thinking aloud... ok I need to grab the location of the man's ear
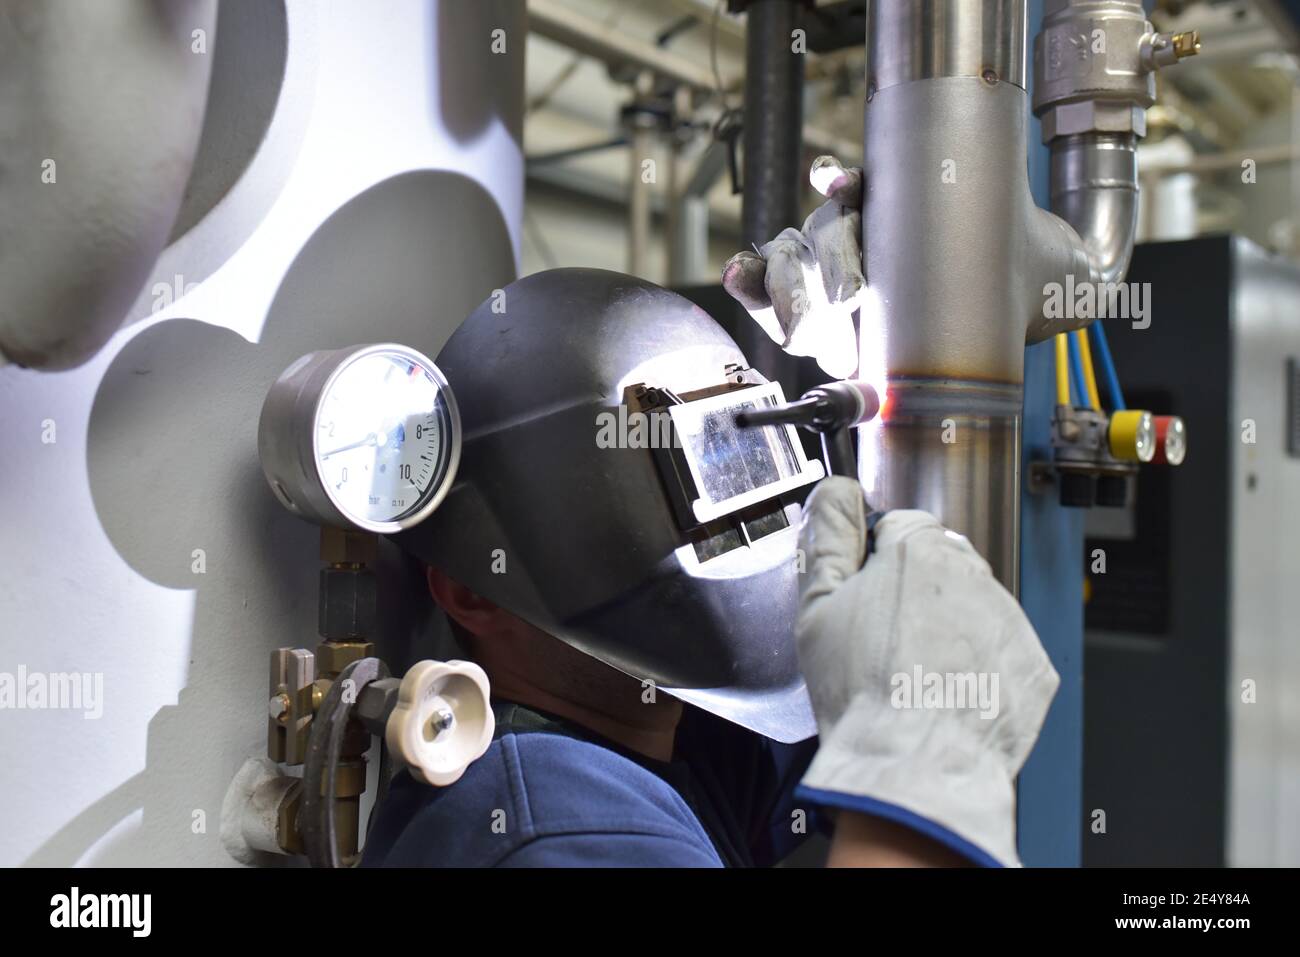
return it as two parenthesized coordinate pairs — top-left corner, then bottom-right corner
(426, 565), (502, 637)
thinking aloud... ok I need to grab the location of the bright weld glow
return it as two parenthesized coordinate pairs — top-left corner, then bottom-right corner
(856, 284), (887, 398)
(809, 315), (857, 378)
(749, 304), (785, 350)
(784, 260), (857, 378)
(810, 162), (848, 197)
(854, 285), (888, 493)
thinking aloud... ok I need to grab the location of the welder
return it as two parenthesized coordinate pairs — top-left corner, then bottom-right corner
(363, 159), (1058, 868)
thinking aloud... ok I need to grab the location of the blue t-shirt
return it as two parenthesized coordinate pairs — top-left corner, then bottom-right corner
(363, 701), (819, 867)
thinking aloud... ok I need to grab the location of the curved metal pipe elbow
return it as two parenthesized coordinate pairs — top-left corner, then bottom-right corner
(1049, 132), (1140, 287)
(1025, 131), (1139, 343)
(1025, 203), (1095, 344)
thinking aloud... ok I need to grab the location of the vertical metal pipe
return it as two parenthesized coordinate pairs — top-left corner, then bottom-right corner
(664, 85), (690, 285)
(671, 140), (728, 284)
(627, 116), (655, 277)
(860, 0), (1030, 591)
(671, 196), (711, 284)
(670, 141), (728, 285)
(740, 0), (805, 386)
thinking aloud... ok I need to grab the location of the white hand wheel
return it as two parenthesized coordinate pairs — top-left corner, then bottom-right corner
(385, 659), (494, 786)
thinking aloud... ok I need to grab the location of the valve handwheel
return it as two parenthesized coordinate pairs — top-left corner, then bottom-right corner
(386, 659), (494, 786)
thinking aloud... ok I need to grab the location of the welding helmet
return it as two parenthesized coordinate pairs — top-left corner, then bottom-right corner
(395, 268), (823, 743)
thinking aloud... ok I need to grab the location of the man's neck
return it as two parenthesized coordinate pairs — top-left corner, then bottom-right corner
(469, 634), (682, 762)
(491, 678), (681, 762)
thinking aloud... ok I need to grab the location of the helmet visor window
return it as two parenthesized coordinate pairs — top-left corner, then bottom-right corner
(667, 383), (825, 524)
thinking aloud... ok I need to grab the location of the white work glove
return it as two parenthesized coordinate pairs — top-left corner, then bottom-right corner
(795, 476), (1060, 867)
(721, 155), (864, 379)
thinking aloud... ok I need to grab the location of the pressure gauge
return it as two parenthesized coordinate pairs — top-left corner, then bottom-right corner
(258, 343), (461, 533)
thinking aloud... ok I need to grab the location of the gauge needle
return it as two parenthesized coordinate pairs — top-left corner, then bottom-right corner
(321, 432), (383, 458)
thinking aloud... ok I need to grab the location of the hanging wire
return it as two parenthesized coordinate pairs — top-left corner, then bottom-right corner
(1088, 319), (1127, 411)
(1073, 328), (1103, 411)
(1068, 332), (1089, 409)
(1054, 334), (1071, 407)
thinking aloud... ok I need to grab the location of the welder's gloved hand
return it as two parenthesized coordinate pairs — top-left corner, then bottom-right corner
(794, 477), (1060, 867)
(721, 155), (864, 379)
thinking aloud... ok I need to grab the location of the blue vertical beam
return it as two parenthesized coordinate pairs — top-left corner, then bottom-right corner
(1016, 0), (1085, 867)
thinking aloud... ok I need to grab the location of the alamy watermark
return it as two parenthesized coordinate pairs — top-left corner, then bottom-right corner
(1042, 275), (1152, 330)
(595, 406), (681, 449)
(0, 666), (103, 719)
(891, 666), (1000, 719)
(50, 887), (150, 937)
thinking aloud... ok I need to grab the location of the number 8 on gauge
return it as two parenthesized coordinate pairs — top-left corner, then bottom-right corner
(258, 343), (461, 533)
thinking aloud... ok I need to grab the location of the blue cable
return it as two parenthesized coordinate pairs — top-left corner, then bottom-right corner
(1068, 332), (1088, 408)
(1089, 320), (1126, 411)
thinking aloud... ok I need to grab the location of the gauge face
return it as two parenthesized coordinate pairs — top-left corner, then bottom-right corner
(313, 348), (454, 528)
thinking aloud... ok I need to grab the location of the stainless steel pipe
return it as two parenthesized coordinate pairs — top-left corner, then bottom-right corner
(858, 0), (1181, 591)
(861, 1), (1073, 591)
(867, 0), (1027, 94)
(1048, 134), (1139, 285)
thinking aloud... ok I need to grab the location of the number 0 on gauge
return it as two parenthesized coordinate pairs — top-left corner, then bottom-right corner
(258, 343), (461, 533)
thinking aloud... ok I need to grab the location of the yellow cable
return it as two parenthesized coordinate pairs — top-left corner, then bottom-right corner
(1054, 334), (1070, 406)
(1074, 328), (1102, 411)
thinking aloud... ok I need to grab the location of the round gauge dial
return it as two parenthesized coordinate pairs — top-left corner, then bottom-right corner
(314, 349), (454, 527)
(259, 344), (461, 533)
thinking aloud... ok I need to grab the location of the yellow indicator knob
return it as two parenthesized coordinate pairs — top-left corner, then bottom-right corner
(1109, 410), (1156, 463)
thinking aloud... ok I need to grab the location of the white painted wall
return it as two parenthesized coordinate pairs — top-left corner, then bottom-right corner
(0, 0), (524, 866)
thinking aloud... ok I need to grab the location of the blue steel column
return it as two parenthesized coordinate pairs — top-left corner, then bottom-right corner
(1016, 0), (1086, 868)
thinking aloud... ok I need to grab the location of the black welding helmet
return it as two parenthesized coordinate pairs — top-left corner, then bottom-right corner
(394, 268), (823, 743)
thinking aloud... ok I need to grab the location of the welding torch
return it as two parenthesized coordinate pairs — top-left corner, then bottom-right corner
(735, 379), (881, 478)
